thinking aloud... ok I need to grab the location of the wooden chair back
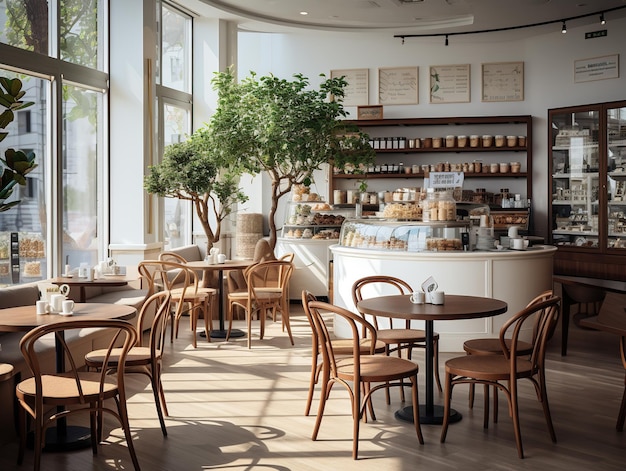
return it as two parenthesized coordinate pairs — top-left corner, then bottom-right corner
(352, 275), (413, 331)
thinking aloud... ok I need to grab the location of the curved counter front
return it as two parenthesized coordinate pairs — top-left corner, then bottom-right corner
(330, 244), (557, 352)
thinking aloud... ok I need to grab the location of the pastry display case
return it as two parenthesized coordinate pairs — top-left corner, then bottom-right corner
(281, 200), (353, 240)
(338, 219), (470, 252)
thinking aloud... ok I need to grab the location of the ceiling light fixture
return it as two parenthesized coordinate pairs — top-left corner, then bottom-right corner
(600, 12), (606, 25)
(395, 5), (625, 43)
(299, 11), (308, 16)
(445, 34), (449, 46)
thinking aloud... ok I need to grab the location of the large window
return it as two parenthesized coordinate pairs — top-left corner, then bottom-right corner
(61, 84), (104, 268)
(160, 3), (191, 93)
(0, 0), (106, 284)
(157, 1), (192, 249)
(0, 70), (49, 284)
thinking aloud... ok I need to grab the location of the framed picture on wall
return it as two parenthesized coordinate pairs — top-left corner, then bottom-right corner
(481, 61), (524, 102)
(378, 66), (418, 105)
(429, 64), (470, 103)
(330, 68), (369, 106)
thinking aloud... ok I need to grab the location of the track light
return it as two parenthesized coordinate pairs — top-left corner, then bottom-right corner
(561, 21), (567, 33)
(600, 13), (606, 25)
(445, 34), (449, 46)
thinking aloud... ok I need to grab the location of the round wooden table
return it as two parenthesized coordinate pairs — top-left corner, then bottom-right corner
(357, 294), (508, 425)
(0, 303), (136, 451)
(184, 259), (254, 339)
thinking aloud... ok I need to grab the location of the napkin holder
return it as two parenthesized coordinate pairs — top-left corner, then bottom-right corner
(421, 276), (439, 304)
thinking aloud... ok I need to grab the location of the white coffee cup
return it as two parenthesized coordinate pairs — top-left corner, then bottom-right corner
(36, 300), (50, 315)
(50, 294), (66, 313)
(431, 291), (445, 305)
(217, 253), (227, 264)
(409, 291), (425, 304)
(62, 300), (75, 314)
(512, 238), (525, 250)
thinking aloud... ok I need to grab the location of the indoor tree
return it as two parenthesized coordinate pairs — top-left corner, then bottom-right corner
(209, 69), (375, 249)
(144, 133), (248, 250)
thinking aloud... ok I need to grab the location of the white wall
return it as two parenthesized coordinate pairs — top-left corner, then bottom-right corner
(238, 19), (626, 238)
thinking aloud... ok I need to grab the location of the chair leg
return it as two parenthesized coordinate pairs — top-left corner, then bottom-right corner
(151, 371), (168, 436)
(16, 401), (26, 465)
(305, 357), (320, 416)
(440, 371), (453, 443)
(282, 304), (295, 346)
(538, 371), (557, 442)
(617, 382), (626, 431)
(397, 346), (406, 403)
(434, 338), (443, 393)
(352, 379), (361, 459)
(483, 384), (490, 429)
(510, 379), (524, 459)
(116, 395), (141, 470)
(411, 375), (424, 445)
(312, 366), (330, 441)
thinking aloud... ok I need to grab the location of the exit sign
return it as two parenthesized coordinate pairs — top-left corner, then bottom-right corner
(585, 30), (607, 39)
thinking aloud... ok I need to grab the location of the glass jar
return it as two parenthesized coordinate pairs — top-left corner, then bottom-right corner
(421, 189), (456, 222)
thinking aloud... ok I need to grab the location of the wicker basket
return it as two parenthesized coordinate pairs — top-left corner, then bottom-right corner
(235, 213), (264, 259)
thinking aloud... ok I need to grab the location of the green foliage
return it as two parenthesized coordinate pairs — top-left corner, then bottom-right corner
(209, 68), (375, 247)
(0, 77), (38, 212)
(144, 136), (248, 248)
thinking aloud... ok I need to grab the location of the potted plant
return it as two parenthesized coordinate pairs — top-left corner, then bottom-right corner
(209, 69), (375, 249)
(0, 77), (37, 212)
(144, 133), (248, 250)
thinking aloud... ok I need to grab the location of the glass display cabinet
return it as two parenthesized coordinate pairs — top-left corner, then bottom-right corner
(549, 100), (626, 280)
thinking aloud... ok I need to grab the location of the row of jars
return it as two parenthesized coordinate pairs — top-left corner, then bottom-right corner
(370, 134), (526, 150)
(359, 161), (522, 174)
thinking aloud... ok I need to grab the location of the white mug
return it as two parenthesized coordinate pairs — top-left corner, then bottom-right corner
(409, 291), (425, 304)
(431, 291), (445, 305)
(36, 300), (50, 315)
(62, 299), (75, 314)
(217, 253), (227, 264)
(50, 294), (66, 313)
(512, 238), (525, 250)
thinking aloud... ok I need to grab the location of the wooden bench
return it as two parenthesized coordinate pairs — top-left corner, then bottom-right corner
(553, 275), (626, 356)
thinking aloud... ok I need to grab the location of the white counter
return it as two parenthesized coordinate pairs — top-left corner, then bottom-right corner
(330, 244), (557, 352)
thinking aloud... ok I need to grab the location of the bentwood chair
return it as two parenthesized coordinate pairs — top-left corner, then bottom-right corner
(85, 291), (172, 436)
(159, 252), (218, 342)
(306, 299), (424, 459)
(227, 259), (294, 348)
(150, 259), (215, 348)
(463, 289), (554, 420)
(352, 275), (442, 403)
(301, 290), (385, 416)
(16, 319), (140, 471)
(440, 296), (561, 458)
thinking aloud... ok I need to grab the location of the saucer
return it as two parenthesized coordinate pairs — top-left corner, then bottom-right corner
(59, 311), (73, 316)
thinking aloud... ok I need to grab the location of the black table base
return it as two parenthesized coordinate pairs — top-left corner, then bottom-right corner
(199, 328), (246, 339)
(27, 425), (91, 452)
(395, 405), (462, 425)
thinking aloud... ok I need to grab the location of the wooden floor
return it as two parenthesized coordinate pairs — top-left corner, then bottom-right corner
(1, 302), (625, 471)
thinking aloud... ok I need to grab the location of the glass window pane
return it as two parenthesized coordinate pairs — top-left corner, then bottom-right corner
(0, 0), (49, 54)
(62, 84), (103, 269)
(163, 102), (190, 249)
(60, 0), (103, 69)
(161, 5), (191, 92)
(0, 70), (49, 285)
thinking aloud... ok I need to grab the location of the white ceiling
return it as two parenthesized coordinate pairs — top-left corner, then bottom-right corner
(175, 0), (626, 40)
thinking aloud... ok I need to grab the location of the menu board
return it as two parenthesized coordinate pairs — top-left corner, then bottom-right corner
(378, 67), (418, 105)
(429, 64), (470, 103)
(330, 68), (369, 106)
(481, 61), (524, 102)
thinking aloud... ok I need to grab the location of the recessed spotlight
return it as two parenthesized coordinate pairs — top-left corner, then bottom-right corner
(300, 11), (308, 16)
